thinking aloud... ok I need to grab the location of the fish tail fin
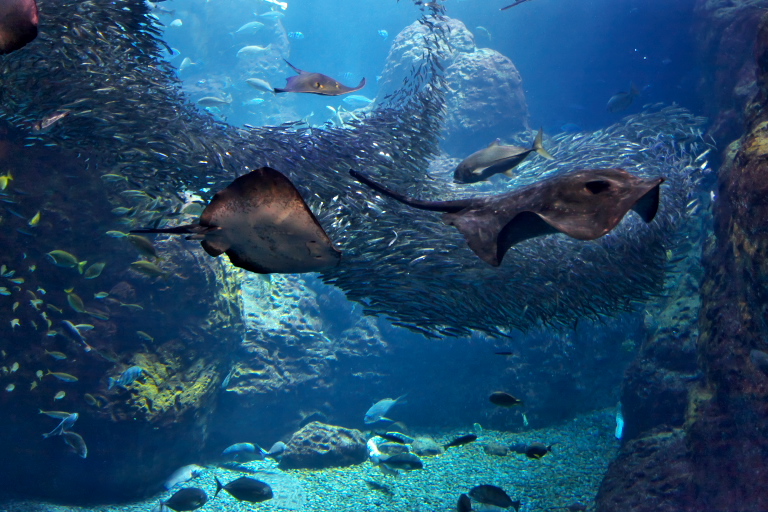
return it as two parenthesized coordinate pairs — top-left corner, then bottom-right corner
(214, 476), (223, 499)
(533, 128), (554, 160)
(130, 224), (205, 235)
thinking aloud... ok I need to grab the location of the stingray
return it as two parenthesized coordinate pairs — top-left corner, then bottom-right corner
(0, 0), (38, 54)
(132, 167), (341, 274)
(454, 128), (554, 184)
(273, 59), (366, 96)
(350, 168), (664, 267)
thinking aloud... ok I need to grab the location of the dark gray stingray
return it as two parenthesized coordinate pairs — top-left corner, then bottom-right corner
(0, 0), (38, 54)
(274, 59), (366, 96)
(132, 167), (341, 274)
(350, 168), (664, 267)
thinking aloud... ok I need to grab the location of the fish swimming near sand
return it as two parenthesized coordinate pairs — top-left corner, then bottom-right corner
(164, 464), (205, 490)
(350, 168), (664, 267)
(131, 167), (341, 274)
(468, 484), (519, 509)
(0, 0), (38, 54)
(274, 60), (366, 96)
(378, 452), (423, 471)
(214, 476), (273, 503)
(453, 128), (554, 184)
(221, 442), (265, 461)
(444, 434), (477, 449)
(365, 394), (407, 424)
(162, 487), (208, 511)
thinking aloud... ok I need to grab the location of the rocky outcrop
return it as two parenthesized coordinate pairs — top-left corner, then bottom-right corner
(598, 11), (768, 511)
(0, 125), (241, 503)
(278, 422), (368, 469)
(694, 0), (767, 144)
(377, 17), (530, 155)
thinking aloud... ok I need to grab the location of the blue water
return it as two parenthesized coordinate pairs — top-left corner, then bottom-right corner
(163, 0), (700, 140)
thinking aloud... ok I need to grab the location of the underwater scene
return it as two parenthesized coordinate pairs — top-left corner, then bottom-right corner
(0, 0), (766, 511)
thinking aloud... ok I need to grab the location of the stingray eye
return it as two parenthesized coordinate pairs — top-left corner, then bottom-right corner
(315, 82), (322, 89)
(585, 180), (611, 194)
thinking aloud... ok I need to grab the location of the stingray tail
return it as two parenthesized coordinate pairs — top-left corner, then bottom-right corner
(533, 128), (554, 160)
(349, 170), (467, 213)
(130, 224), (212, 235)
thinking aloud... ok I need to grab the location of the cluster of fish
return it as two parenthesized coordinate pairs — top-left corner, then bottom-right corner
(157, 475), (272, 512)
(39, 411), (87, 458)
(0, 0), (706, 338)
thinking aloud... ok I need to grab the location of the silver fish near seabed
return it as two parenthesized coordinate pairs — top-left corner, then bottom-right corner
(364, 394), (407, 424)
(164, 464), (205, 490)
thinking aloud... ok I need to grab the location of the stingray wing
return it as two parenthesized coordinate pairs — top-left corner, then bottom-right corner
(0, 0), (38, 54)
(443, 169), (664, 266)
(338, 77), (367, 95)
(199, 167), (341, 274)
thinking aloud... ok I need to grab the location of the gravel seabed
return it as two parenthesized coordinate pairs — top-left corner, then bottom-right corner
(1, 409), (619, 512)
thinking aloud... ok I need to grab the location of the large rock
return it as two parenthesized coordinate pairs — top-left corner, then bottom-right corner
(278, 422), (368, 469)
(598, 11), (768, 511)
(377, 17), (530, 155)
(694, 0), (766, 144)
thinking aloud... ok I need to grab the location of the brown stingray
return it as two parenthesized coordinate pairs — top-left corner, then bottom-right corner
(273, 59), (366, 96)
(0, 0), (38, 55)
(132, 167), (341, 274)
(350, 168), (664, 267)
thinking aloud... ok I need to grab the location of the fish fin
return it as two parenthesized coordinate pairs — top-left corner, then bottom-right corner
(283, 59), (303, 74)
(273, 87), (287, 93)
(631, 179), (663, 222)
(214, 476), (223, 499)
(354, 77), (366, 90)
(488, 138), (501, 148)
(533, 128), (554, 160)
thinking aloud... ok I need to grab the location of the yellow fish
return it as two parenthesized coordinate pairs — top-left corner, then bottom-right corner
(83, 262), (106, 279)
(65, 289), (87, 314)
(47, 250), (79, 268)
(0, 171), (13, 190)
(28, 211), (41, 227)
